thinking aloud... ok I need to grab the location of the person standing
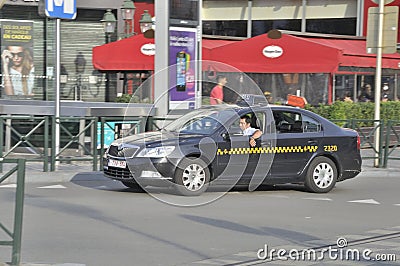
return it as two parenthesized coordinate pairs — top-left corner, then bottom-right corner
(210, 75), (227, 105)
(1, 45), (35, 96)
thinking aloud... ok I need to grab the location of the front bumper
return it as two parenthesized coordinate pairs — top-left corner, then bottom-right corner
(103, 156), (179, 187)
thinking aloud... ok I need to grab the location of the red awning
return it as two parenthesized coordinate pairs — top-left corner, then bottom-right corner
(92, 35), (238, 71)
(206, 34), (400, 73)
(307, 37), (400, 70)
(205, 34), (340, 73)
(93, 33), (400, 73)
(93, 34), (155, 71)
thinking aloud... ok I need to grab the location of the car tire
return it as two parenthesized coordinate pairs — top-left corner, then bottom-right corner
(174, 157), (210, 196)
(305, 157), (337, 193)
(121, 181), (145, 192)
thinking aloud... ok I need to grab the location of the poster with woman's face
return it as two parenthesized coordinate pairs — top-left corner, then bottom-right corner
(1, 20), (34, 97)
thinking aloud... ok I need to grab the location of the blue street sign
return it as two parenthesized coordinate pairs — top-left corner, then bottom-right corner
(45, 0), (77, 20)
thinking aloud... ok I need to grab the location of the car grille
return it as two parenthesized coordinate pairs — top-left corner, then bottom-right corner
(108, 144), (139, 158)
(104, 166), (133, 179)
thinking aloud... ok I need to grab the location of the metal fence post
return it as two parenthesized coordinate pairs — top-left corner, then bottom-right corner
(11, 158), (25, 266)
(378, 120), (384, 168)
(383, 120), (391, 168)
(44, 116), (49, 172)
(0, 117), (3, 173)
(100, 118), (105, 169)
(92, 117), (98, 171)
(50, 116), (56, 171)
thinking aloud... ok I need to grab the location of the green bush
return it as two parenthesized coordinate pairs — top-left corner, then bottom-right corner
(305, 101), (400, 127)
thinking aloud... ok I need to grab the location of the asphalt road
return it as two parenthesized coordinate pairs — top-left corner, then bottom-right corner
(1, 168), (400, 266)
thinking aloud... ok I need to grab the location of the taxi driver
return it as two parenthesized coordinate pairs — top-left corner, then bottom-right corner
(239, 115), (262, 147)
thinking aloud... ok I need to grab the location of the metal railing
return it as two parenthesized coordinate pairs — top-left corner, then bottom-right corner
(51, 117), (98, 171)
(0, 116), (49, 172)
(0, 159), (25, 266)
(383, 120), (400, 168)
(98, 117), (145, 168)
(0, 116), (399, 171)
(332, 119), (385, 167)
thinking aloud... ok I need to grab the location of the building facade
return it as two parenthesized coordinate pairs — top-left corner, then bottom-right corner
(0, 0), (153, 102)
(1, 0), (398, 104)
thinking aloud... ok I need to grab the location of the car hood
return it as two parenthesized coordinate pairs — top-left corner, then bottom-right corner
(115, 131), (205, 147)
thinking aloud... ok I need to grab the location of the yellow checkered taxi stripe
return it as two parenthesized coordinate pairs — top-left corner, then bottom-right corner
(217, 145), (318, 156)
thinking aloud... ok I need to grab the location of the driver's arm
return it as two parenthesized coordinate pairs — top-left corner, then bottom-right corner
(249, 129), (262, 147)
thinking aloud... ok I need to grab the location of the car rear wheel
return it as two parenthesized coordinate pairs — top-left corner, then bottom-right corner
(174, 157), (210, 196)
(305, 157), (337, 193)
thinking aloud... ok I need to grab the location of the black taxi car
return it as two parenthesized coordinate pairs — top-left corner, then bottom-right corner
(103, 103), (361, 196)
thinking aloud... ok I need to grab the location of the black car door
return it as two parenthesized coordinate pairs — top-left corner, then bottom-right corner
(215, 111), (271, 186)
(271, 110), (323, 178)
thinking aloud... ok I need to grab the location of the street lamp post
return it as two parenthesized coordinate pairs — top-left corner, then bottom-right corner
(139, 10), (153, 34)
(101, 9), (117, 102)
(121, 0), (136, 38)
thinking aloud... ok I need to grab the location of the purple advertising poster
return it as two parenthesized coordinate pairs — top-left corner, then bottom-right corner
(169, 27), (197, 108)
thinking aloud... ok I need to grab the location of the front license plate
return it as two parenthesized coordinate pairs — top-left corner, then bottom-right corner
(108, 159), (127, 168)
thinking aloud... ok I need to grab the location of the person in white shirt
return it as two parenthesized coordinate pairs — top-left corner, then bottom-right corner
(239, 115), (262, 147)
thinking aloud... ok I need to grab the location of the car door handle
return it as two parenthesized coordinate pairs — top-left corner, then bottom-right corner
(308, 139), (318, 145)
(261, 141), (271, 146)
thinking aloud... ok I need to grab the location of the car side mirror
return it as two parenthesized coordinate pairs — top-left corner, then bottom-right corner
(222, 132), (230, 141)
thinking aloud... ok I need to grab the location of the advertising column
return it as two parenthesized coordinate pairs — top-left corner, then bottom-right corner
(0, 20), (34, 98)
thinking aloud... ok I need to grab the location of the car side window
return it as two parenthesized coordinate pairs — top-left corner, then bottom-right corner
(228, 112), (265, 134)
(273, 111), (303, 134)
(302, 114), (321, 133)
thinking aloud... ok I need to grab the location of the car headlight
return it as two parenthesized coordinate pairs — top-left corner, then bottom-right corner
(103, 146), (110, 159)
(137, 146), (175, 158)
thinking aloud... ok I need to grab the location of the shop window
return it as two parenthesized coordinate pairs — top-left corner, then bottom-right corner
(123, 72), (149, 94)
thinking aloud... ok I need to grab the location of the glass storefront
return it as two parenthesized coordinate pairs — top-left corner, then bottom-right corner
(334, 73), (399, 103)
(202, 72), (329, 106)
(203, 18), (357, 37)
(0, 5), (112, 102)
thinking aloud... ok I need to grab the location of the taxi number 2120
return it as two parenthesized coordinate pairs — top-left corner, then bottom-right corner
(324, 145), (338, 152)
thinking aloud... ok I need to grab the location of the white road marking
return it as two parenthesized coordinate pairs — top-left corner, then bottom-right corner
(37, 185), (67, 189)
(303, 197), (332, 201)
(347, 199), (380, 204)
(0, 184), (17, 188)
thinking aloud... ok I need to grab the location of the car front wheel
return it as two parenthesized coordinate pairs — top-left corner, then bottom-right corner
(305, 157), (337, 193)
(174, 157), (210, 196)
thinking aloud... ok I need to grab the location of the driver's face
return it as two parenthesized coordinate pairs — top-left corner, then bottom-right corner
(239, 119), (249, 131)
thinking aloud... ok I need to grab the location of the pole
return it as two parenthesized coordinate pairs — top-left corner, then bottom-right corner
(301, 0), (307, 32)
(154, 0), (169, 117)
(55, 18), (61, 169)
(247, 0), (252, 38)
(374, 0), (384, 167)
(105, 33), (110, 102)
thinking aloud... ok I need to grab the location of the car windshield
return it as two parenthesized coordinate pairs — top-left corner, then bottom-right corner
(164, 108), (237, 135)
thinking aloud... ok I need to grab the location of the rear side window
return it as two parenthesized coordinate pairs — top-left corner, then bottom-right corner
(302, 115), (321, 133)
(273, 111), (321, 133)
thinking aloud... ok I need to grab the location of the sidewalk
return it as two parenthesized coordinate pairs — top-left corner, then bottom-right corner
(0, 161), (96, 184)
